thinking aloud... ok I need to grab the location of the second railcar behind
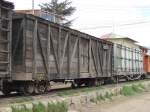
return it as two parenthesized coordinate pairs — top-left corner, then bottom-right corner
(10, 13), (113, 94)
(113, 44), (144, 80)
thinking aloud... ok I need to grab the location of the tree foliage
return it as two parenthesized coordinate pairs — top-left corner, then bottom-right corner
(39, 0), (76, 27)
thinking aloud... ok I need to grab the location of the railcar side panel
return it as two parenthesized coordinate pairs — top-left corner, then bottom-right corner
(0, 0), (13, 78)
(113, 44), (144, 76)
(12, 13), (113, 81)
(0, 0), (14, 92)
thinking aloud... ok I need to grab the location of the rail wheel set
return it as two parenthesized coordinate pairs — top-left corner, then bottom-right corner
(0, 0), (149, 95)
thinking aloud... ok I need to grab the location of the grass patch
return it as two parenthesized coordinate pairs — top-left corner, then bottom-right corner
(56, 86), (102, 96)
(90, 97), (97, 103)
(32, 102), (46, 112)
(90, 92), (114, 103)
(121, 85), (135, 96)
(90, 83), (146, 103)
(138, 83), (145, 89)
(97, 94), (106, 101)
(48, 102), (68, 112)
(104, 92), (113, 100)
(121, 83), (145, 96)
(132, 84), (143, 92)
(12, 105), (32, 112)
(11, 101), (68, 112)
(10, 97), (33, 104)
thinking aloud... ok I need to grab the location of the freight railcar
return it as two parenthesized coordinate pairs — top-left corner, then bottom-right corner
(113, 44), (144, 80)
(1, 13), (113, 95)
(0, 1), (146, 95)
(0, 0), (14, 94)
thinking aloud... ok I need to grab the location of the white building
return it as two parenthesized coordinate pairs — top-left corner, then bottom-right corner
(101, 33), (140, 49)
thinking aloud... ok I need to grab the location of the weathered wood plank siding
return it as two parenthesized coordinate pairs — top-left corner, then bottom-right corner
(12, 13), (113, 81)
(0, 0), (13, 78)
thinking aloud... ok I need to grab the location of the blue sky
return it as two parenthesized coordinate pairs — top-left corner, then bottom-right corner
(9, 0), (150, 47)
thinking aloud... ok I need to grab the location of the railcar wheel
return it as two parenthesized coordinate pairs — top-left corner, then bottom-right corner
(95, 79), (104, 86)
(71, 82), (76, 89)
(85, 80), (94, 87)
(45, 82), (51, 92)
(2, 82), (11, 95)
(20, 86), (29, 95)
(26, 83), (34, 94)
(2, 88), (10, 96)
(38, 84), (46, 94)
(34, 86), (39, 94)
(77, 83), (82, 87)
(76, 81), (83, 87)
(35, 82), (46, 94)
(19, 83), (35, 95)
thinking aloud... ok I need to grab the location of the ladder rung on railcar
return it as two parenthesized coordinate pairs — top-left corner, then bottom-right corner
(0, 40), (9, 43)
(0, 61), (9, 64)
(0, 50), (9, 53)
(0, 27), (10, 32)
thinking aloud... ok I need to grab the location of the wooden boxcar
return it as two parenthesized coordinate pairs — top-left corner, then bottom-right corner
(10, 13), (113, 94)
(113, 44), (144, 80)
(0, 0), (14, 93)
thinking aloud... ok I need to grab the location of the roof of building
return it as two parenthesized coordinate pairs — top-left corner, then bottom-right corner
(138, 45), (150, 50)
(101, 33), (138, 43)
(15, 9), (40, 12)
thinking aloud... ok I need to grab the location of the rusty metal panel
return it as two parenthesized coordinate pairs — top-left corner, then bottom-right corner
(12, 13), (113, 81)
(0, 0), (13, 79)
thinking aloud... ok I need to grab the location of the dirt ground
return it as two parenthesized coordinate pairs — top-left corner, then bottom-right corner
(74, 91), (150, 112)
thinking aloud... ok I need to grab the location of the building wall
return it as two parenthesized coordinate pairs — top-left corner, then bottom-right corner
(15, 10), (61, 23)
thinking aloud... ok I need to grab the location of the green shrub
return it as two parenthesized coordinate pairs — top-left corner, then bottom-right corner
(12, 101), (68, 112)
(48, 101), (68, 112)
(104, 92), (112, 100)
(138, 83), (145, 89)
(132, 84), (143, 92)
(121, 83), (145, 96)
(90, 94), (106, 103)
(12, 105), (32, 112)
(97, 94), (105, 101)
(121, 85), (135, 96)
(32, 102), (46, 112)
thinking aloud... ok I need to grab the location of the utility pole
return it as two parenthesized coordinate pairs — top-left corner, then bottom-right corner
(32, 0), (34, 14)
(112, 17), (115, 33)
(52, 0), (56, 23)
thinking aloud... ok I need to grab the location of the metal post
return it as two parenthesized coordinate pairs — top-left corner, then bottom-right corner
(112, 16), (115, 33)
(32, 0), (34, 14)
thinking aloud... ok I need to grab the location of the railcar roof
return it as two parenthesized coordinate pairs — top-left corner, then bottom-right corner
(13, 12), (114, 45)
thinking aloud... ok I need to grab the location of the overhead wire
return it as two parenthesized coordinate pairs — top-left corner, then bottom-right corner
(77, 20), (150, 30)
